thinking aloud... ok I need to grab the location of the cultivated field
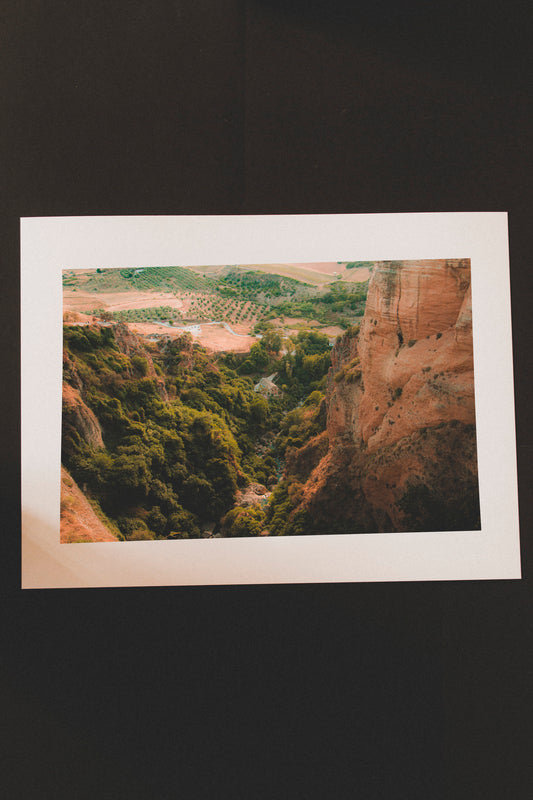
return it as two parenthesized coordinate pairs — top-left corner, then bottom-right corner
(227, 262), (371, 284)
(63, 290), (185, 313)
(63, 262), (371, 352)
(223, 263), (334, 285)
(341, 267), (371, 283)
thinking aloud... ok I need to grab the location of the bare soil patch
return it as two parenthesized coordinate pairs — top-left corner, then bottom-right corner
(341, 267), (371, 283)
(63, 290), (185, 313)
(63, 310), (96, 324)
(236, 263), (333, 285)
(320, 325), (345, 338)
(128, 321), (256, 353)
(289, 262), (343, 275)
(269, 316), (321, 328)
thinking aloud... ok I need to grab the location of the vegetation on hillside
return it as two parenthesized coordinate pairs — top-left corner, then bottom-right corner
(340, 261), (374, 270)
(62, 263), (373, 540)
(259, 280), (368, 327)
(85, 297), (264, 326)
(62, 323), (332, 540)
(218, 269), (307, 300)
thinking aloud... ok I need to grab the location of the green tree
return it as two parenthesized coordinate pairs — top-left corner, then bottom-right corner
(131, 355), (149, 376)
(223, 505), (266, 537)
(249, 396), (269, 431)
(147, 505), (167, 536)
(181, 475), (216, 518)
(260, 329), (283, 355)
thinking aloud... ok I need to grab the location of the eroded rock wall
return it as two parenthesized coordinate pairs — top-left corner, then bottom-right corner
(297, 259), (480, 532)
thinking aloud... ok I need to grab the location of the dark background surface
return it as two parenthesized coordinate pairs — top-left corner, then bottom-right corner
(1, 2), (532, 798)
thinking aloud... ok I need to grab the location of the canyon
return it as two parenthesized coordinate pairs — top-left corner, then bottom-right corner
(60, 258), (480, 541)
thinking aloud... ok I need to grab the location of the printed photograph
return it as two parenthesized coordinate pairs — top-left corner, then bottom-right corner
(61, 258), (480, 542)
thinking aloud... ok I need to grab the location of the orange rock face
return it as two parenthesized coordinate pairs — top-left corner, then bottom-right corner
(296, 259), (480, 533)
(348, 258), (475, 451)
(60, 466), (119, 542)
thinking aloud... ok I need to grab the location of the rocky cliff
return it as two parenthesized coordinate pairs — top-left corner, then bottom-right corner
(294, 259), (480, 532)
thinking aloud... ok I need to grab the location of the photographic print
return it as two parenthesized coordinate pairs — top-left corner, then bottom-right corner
(60, 258), (480, 543)
(21, 214), (520, 586)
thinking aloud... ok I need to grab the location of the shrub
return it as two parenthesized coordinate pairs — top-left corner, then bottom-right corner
(168, 507), (201, 538)
(344, 324), (360, 339)
(128, 526), (157, 541)
(147, 505), (167, 536)
(304, 390), (323, 407)
(117, 516), (151, 539)
(334, 357), (361, 384)
(346, 368), (362, 383)
(222, 505), (266, 537)
(131, 355), (149, 376)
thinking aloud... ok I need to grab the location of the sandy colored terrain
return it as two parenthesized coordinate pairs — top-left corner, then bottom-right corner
(218, 321), (252, 335)
(63, 310), (97, 324)
(194, 325), (256, 352)
(235, 262), (370, 284)
(128, 321), (257, 352)
(289, 262), (343, 274)
(183, 261), (370, 284)
(320, 325), (346, 338)
(63, 288), (256, 319)
(234, 263), (334, 285)
(63, 290), (185, 313)
(61, 466), (118, 543)
(341, 267), (371, 283)
(290, 263), (371, 282)
(186, 264), (228, 277)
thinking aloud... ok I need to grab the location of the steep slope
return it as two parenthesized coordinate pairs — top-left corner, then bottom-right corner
(61, 466), (119, 542)
(60, 322), (278, 540)
(62, 383), (104, 449)
(292, 259), (480, 532)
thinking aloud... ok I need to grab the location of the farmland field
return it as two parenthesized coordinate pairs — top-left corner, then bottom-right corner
(63, 262), (370, 352)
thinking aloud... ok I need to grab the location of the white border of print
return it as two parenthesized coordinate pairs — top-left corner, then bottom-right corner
(21, 213), (521, 588)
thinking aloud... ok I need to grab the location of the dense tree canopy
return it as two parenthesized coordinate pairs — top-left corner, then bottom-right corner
(62, 321), (333, 540)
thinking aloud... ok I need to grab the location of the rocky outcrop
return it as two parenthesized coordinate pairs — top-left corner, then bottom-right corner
(347, 259), (475, 451)
(234, 483), (270, 508)
(295, 259), (480, 532)
(62, 383), (104, 449)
